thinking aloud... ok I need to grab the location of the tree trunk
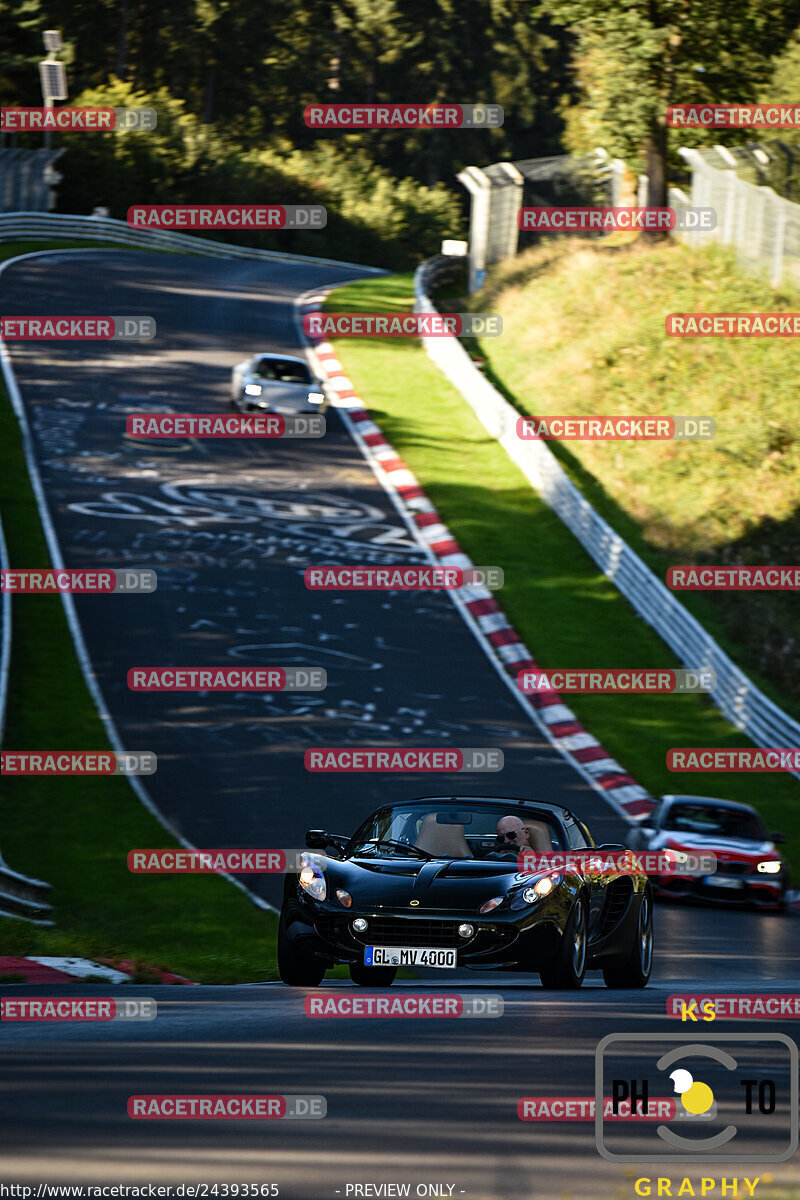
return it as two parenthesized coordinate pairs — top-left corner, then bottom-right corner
(203, 64), (217, 125)
(115, 0), (130, 80)
(426, 128), (441, 187)
(643, 117), (669, 239)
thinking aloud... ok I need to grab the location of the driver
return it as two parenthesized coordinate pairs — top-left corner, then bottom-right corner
(486, 815), (532, 861)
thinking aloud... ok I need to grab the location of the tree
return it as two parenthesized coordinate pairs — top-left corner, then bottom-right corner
(0, 0), (45, 107)
(291, 0), (573, 187)
(537, 0), (800, 208)
(767, 26), (800, 145)
(758, 27), (800, 198)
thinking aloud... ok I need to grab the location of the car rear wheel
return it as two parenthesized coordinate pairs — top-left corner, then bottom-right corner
(603, 888), (653, 989)
(277, 911), (326, 987)
(349, 963), (398, 987)
(540, 897), (587, 989)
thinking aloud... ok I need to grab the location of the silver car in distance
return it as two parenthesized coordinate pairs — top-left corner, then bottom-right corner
(230, 353), (327, 414)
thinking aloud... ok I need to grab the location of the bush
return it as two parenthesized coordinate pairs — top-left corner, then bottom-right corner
(56, 81), (463, 268)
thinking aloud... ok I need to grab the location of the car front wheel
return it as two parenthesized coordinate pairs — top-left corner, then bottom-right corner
(603, 887), (654, 989)
(540, 897), (587, 989)
(277, 910), (326, 987)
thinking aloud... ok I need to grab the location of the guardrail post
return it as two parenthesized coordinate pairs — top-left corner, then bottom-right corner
(456, 166), (493, 293)
(771, 193), (788, 287)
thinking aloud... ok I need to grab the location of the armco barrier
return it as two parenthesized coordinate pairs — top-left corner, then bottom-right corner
(0, 514), (53, 924)
(0, 852), (53, 925)
(415, 256), (800, 777)
(0, 211), (386, 274)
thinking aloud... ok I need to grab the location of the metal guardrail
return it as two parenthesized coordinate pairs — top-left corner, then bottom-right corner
(0, 211), (387, 274)
(415, 256), (800, 774)
(0, 853), (53, 924)
(0, 515), (53, 924)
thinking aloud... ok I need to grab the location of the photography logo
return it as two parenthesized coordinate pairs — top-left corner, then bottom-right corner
(595, 1034), (798, 1162)
(669, 1067), (715, 1117)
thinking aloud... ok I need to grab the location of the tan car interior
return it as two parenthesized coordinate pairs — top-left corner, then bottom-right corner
(414, 813), (473, 857)
(523, 820), (555, 851)
(413, 814), (556, 857)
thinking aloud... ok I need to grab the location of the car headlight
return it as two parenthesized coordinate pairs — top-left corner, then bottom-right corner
(479, 896), (504, 914)
(757, 860), (782, 874)
(666, 849), (690, 865)
(298, 855), (326, 901)
(244, 383), (262, 396)
(509, 874), (562, 910)
(336, 888), (353, 907)
(307, 391), (325, 404)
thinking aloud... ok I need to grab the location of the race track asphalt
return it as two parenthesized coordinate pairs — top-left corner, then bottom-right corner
(1, 250), (629, 905)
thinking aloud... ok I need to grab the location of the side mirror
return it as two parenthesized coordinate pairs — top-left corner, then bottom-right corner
(305, 829), (349, 852)
(770, 831), (787, 844)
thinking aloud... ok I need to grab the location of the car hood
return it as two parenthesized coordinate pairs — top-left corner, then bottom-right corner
(328, 857), (525, 910)
(655, 831), (777, 860)
(243, 379), (313, 406)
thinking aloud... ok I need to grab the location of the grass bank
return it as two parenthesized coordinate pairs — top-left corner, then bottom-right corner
(481, 239), (800, 717)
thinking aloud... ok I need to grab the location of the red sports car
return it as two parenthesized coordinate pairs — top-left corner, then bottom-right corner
(630, 794), (788, 911)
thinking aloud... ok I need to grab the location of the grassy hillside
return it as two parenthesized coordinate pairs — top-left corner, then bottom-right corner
(478, 239), (800, 715)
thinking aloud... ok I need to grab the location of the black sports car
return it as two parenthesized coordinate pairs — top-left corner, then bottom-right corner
(278, 796), (653, 989)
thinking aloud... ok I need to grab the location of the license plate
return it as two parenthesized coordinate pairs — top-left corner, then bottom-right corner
(703, 875), (744, 889)
(365, 946), (457, 968)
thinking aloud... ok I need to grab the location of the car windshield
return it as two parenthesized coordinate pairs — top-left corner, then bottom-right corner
(664, 803), (766, 841)
(348, 801), (566, 859)
(253, 357), (312, 384)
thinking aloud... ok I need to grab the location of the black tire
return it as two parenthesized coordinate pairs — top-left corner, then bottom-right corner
(277, 911), (326, 987)
(540, 897), (587, 989)
(349, 963), (398, 987)
(603, 887), (654, 989)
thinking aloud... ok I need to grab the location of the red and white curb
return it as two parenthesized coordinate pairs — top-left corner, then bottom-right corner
(0, 956), (194, 984)
(298, 292), (654, 823)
